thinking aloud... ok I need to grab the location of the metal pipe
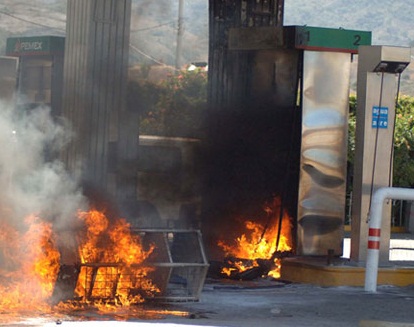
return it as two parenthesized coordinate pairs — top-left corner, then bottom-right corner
(365, 187), (414, 292)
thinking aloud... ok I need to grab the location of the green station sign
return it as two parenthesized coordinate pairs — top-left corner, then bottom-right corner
(6, 36), (65, 57)
(285, 26), (372, 53)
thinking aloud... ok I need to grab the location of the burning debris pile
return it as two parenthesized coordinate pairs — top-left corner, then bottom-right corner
(0, 209), (157, 312)
(0, 102), (83, 313)
(211, 198), (293, 281)
(68, 209), (160, 305)
(0, 101), (207, 319)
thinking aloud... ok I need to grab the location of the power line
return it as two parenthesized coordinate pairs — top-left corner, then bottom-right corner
(131, 21), (175, 33)
(0, 9), (178, 70)
(0, 10), (65, 32)
(129, 43), (179, 71)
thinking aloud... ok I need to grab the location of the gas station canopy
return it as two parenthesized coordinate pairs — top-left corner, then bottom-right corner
(228, 25), (372, 52)
(6, 35), (64, 57)
(285, 26), (372, 53)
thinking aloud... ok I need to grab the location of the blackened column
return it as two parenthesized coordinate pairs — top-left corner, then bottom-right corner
(62, 0), (135, 209)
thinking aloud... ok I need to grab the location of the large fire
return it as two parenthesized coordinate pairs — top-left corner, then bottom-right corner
(75, 209), (159, 305)
(0, 215), (60, 313)
(0, 209), (158, 315)
(217, 198), (293, 279)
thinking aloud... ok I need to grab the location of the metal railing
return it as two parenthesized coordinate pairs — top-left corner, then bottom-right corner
(345, 192), (411, 229)
(364, 187), (414, 292)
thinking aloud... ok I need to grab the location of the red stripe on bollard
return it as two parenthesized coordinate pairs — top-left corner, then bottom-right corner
(368, 240), (380, 250)
(368, 228), (381, 237)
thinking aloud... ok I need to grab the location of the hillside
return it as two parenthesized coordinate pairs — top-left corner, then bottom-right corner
(285, 0), (414, 95)
(0, 0), (209, 67)
(1, 0), (413, 56)
(0, 0), (413, 94)
(129, 0), (208, 66)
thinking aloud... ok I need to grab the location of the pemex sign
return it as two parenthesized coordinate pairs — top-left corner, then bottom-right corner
(6, 36), (64, 57)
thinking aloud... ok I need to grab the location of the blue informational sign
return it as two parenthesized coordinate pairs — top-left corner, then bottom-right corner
(372, 106), (388, 129)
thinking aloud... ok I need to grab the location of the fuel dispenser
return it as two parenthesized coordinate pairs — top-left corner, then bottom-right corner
(351, 45), (411, 264)
(285, 26), (372, 256)
(6, 35), (65, 117)
(208, 22), (371, 258)
(0, 56), (19, 104)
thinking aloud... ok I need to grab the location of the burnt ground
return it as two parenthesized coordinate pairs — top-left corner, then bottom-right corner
(3, 278), (414, 327)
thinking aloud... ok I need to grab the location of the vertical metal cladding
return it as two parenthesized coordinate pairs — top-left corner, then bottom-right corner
(297, 51), (351, 256)
(62, 0), (133, 200)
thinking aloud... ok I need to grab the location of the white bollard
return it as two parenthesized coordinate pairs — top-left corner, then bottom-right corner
(364, 187), (414, 292)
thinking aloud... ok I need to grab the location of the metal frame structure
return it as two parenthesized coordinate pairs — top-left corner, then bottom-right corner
(78, 229), (209, 302)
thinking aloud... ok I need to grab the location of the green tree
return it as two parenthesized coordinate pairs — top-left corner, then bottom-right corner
(393, 95), (414, 187)
(348, 95), (414, 188)
(128, 69), (207, 138)
(347, 95), (357, 167)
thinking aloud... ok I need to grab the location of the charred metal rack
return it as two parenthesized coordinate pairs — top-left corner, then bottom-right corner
(78, 229), (209, 302)
(77, 263), (156, 301)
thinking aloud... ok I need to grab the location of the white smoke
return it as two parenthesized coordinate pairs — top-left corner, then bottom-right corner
(0, 101), (87, 231)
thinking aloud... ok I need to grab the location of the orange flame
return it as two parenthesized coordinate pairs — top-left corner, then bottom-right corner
(75, 209), (159, 306)
(0, 215), (60, 312)
(218, 198), (293, 279)
(0, 208), (160, 315)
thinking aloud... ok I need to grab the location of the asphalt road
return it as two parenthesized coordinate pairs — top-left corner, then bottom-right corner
(3, 279), (414, 327)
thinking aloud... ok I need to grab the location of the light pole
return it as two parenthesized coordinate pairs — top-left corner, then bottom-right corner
(175, 0), (184, 70)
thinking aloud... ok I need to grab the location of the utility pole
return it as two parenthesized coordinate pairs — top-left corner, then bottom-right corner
(175, 0), (184, 70)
